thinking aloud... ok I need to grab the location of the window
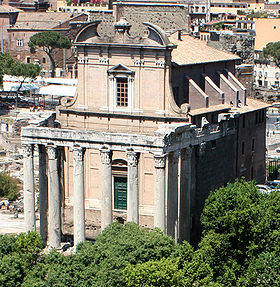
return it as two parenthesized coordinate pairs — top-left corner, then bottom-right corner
(242, 115), (246, 128)
(252, 138), (255, 152)
(241, 141), (245, 155)
(26, 56), (30, 63)
(16, 39), (23, 47)
(116, 78), (128, 107)
(114, 177), (127, 210)
(108, 64), (135, 111)
(42, 57), (46, 64)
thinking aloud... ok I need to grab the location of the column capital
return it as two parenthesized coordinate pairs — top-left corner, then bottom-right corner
(154, 154), (166, 169)
(47, 145), (57, 160)
(73, 146), (84, 162)
(22, 144), (34, 158)
(126, 149), (139, 167)
(100, 146), (112, 165)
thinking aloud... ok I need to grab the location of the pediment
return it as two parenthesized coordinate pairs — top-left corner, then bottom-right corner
(107, 64), (135, 75)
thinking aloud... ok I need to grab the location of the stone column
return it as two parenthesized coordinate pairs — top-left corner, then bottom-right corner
(127, 149), (139, 224)
(154, 154), (166, 231)
(47, 145), (61, 249)
(38, 145), (48, 246)
(73, 146), (85, 247)
(23, 144), (35, 232)
(100, 146), (112, 231)
(179, 147), (192, 243)
(167, 151), (179, 240)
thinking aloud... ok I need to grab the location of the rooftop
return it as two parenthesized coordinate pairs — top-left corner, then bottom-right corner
(0, 4), (22, 13)
(169, 33), (240, 66)
(10, 12), (83, 30)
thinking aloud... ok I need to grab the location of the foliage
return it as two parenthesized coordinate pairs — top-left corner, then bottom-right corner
(28, 31), (71, 77)
(0, 53), (40, 88)
(92, 222), (177, 286)
(238, 252), (280, 286)
(0, 232), (43, 287)
(0, 172), (19, 201)
(124, 258), (185, 287)
(263, 41), (280, 67)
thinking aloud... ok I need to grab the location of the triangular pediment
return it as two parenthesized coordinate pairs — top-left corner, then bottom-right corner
(107, 64), (135, 75)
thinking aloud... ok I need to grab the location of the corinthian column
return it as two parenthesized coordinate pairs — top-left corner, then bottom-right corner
(73, 146), (85, 247)
(23, 144), (35, 232)
(38, 144), (48, 246)
(126, 149), (139, 224)
(100, 146), (112, 231)
(154, 154), (166, 231)
(47, 145), (61, 249)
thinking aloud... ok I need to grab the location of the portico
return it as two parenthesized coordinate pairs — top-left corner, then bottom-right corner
(22, 122), (222, 248)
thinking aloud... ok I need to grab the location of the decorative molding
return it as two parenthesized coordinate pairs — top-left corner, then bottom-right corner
(126, 150), (139, 167)
(99, 57), (109, 64)
(155, 60), (165, 67)
(47, 145), (57, 160)
(22, 144), (34, 158)
(73, 147), (84, 162)
(198, 141), (206, 156)
(100, 147), (112, 165)
(154, 154), (166, 168)
(133, 59), (145, 66)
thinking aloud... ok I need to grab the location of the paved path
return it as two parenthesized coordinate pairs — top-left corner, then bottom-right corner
(0, 212), (39, 234)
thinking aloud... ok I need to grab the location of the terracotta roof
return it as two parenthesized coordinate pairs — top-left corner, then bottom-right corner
(169, 34), (240, 66)
(0, 4), (22, 13)
(10, 12), (82, 30)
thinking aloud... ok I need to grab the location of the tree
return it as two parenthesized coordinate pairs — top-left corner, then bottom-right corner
(0, 53), (41, 92)
(92, 222), (178, 286)
(263, 41), (280, 67)
(28, 31), (71, 78)
(124, 258), (185, 287)
(0, 172), (19, 201)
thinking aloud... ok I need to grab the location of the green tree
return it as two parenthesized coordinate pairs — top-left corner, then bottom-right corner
(124, 258), (185, 287)
(263, 41), (280, 67)
(92, 222), (177, 286)
(0, 53), (40, 92)
(0, 172), (19, 201)
(28, 31), (71, 77)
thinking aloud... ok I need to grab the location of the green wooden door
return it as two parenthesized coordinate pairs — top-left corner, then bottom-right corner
(114, 176), (127, 210)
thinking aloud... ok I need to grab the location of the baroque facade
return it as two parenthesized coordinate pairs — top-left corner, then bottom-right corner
(22, 19), (268, 248)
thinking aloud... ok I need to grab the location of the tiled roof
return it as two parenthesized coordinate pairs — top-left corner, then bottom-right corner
(10, 12), (82, 30)
(0, 4), (22, 13)
(169, 34), (240, 66)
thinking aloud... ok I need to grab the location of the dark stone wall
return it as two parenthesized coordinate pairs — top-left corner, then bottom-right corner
(190, 131), (237, 244)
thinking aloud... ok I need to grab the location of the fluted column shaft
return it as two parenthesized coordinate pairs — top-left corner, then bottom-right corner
(100, 147), (112, 231)
(127, 150), (139, 224)
(154, 154), (166, 231)
(38, 145), (48, 246)
(73, 147), (85, 247)
(23, 144), (35, 232)
(47, 145), (61, 249)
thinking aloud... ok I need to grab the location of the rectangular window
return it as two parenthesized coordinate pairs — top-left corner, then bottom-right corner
(116, 78), (128, 107)
(114, 177), (127, 210)
(241, 141), (245, 155)
(26, 56), (30, 63)
(42, 57), (46, 64)
(242, 115), (246, 128)
(16, 39), (23, 47)
(252, 138), (255, 152)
